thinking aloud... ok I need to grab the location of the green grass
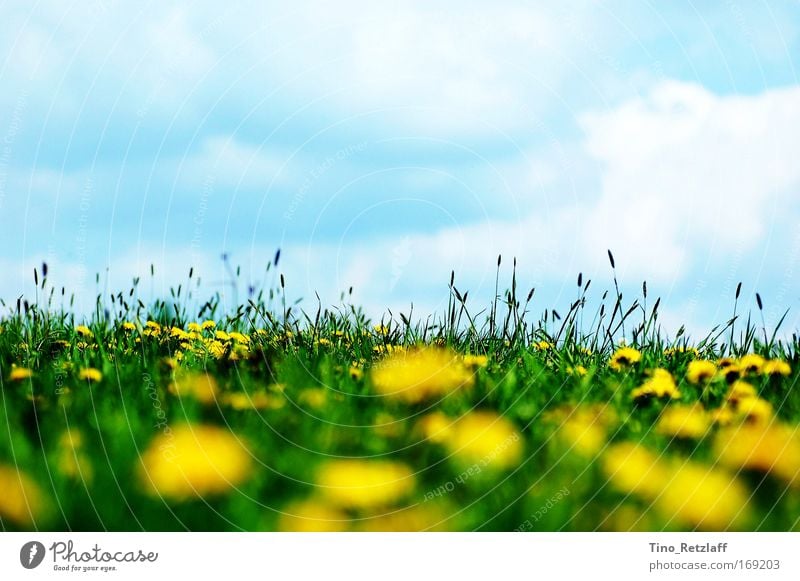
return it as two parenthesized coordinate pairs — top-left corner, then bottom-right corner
(1, 253), (799, 531)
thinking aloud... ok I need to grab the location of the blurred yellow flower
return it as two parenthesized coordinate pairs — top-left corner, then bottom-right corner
(763, 359), (791, 377)
(57, 429), (93, 483)
(715, 422), (800, 487)
(463, 354), (489, 368)
(547, 405), (616, 457)
(686, 360), (717, 384)
(222, 391), (283, 411)
(316, 460), (415, 510)
(370, 347), (473, 404)
(735, 397), (773, 424)
(122, 322), (136, 331)
(609, 347), (641, 371)
(566, 365), (588, 377)
(298, 388), (327, 410)
(738, 354), (765, 375)
(0, 465), (46, 527)
(9, 366), (34, 381)
(656, 404), (710, 439)
(418, 411), (455, 444)
(438, 410), (523, 470)
(75, 325), (93, 338)
(138, 424), (253, 500)
(603, 443), (666, 498)
(631, 369), (680, 400)
(278, 499), (350, 532)
(725, 380), (757, 405)
(169, 372), (219, 405)
(201, 320), (216, 330)
(78, 368), (103, 383)
(656, 461), (750, 530)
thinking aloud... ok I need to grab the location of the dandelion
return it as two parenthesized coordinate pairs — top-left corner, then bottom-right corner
(169, 372), (219, 405)
(609, 347), (641, 371)
(418, 411), (455, 444)
(603, 443), (666, 497)
(656, 405), (710, 439)
(316, 460), (415, 510)
(278, 499), (349, 532)
(370, 347), (473, 404)
(78, 368), (103, 383)
(138, 424), (252, 500)
(201, 320), (216, 330)
(631, 369), (681, 400)
(715, 422), (800, 487)
(75, 325), (93, 338)
(546, 404), (616, 457)
(738, 354), (765, 375)
(725, 380), (757, 406)
(735, 398), (773, 424)
(348, 365), (364, 380)
(535, 340), (554, 351)
(656, 461), (750, 530)
(437, 411), (523, 470)
(187, 322), (202, 332)
(222, 391), (283, 411)
(686, 360), (717, 384)
(763, 359), (791, 377)
(57, 429), (93, 483)
(9, 366), (34, 381)
(298, 388), (327, 410)
(463, 354), (489, 368)
(566, 365), (588, 377)
(0, 465), (46, 527)
(121, 322), (136, 332)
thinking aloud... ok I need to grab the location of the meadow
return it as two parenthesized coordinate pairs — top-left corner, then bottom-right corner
(1, 252), (799, 532)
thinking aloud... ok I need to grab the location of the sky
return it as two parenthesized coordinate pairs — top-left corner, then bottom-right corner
(1, 1), (799, 338)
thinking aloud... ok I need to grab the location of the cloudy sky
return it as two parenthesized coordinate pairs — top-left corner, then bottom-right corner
(1, 1), (799, 337)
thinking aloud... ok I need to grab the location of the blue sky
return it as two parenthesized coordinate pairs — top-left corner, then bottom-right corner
(1, 1), (799, 337)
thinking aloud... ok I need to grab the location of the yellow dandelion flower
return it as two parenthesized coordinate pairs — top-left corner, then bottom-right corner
(738, 354), (765, 375)
(686, 360), (717, 384)
(75, 325), (93, 338)
(169, 372), (219, 405)
(187, 322), (202, 333)
(535, 340), (554, 351)
(763, 359), (791, 377)
(418, 411), (455, 445)
(0, 465), (47, 527)
(725, 380), (757, 405)
(9, 366), (34, 381)
(138, 424), (252, 500)
(201, 320), (216, 330)
(463, 354), (489, 368)
(439, 411), (523, 470)
(566, 365), (588, 377)
(121, 321), (136, 332)
(656, 404), (710, 439)
(715, 422), (800, 487)
(78, 368), (102, 383)
(298, 388), (327, 410)
(631, 369), (681, 400)
(603, 442), (666, 498)
(215, 330), (231, 342)
(348, 365), (364, 380)
(370, 347), (473, 404)
(57, 429), (93, 483)
(373, 324), (389, 336)
(656, 461), (750, 530)
(735, 397), (773, 425)
(316, 460), (415, 510)
(228, 332), (250, 344)
(278, 499), (350, 532)
(223, 391), (284, 411)
(546, 404), (616, 457)
(609, 347), (641, 371)
(316, 337), (331, 347)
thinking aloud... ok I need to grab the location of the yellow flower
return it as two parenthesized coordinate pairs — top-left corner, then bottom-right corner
(763, 359), (791, 377)
(656, 461), (750, 530)
(316, 337), (331, 347)
(725, 380), (757, 405)
(187, 322), (202, 332)
(75, 325), (93, 338)
(463, 354), (489, 368)
(373, 324), (389, 336)
(546, 405), (616, 457)
(201, 320), (216, 330)
(535, 340), (554, 351)
(298, 388), (327, 410)
(370, 347), (473, 404)
(277, 499), (350, 532)
(656, 404), (710, 439)
(169, 372), (219, 405)
(715, 422), (800, 487)
(316, 460), (415, 510)
(78, 368), (102, 382)
(0, 465), (46, 527)
(418, 411), (455, 444)
(348, 365), (364, 380)
(436, 411), (523, 470)
(603, 443), (666, 498)
(228, 332), (250, 344)
(686, 360), (717, 384)
(9, 366), (34, 381)
(138, 424), (252, 500)
(57, 429), (93, 483)
(222, 391), (284, 411)
(631, 369), (681, 400)
(609, 347), (641, 371)
(566, 365), (588, 377)
(735, 398), (774, 424)
(738, 353), (765, 375)
(122, 322), (136, 331)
